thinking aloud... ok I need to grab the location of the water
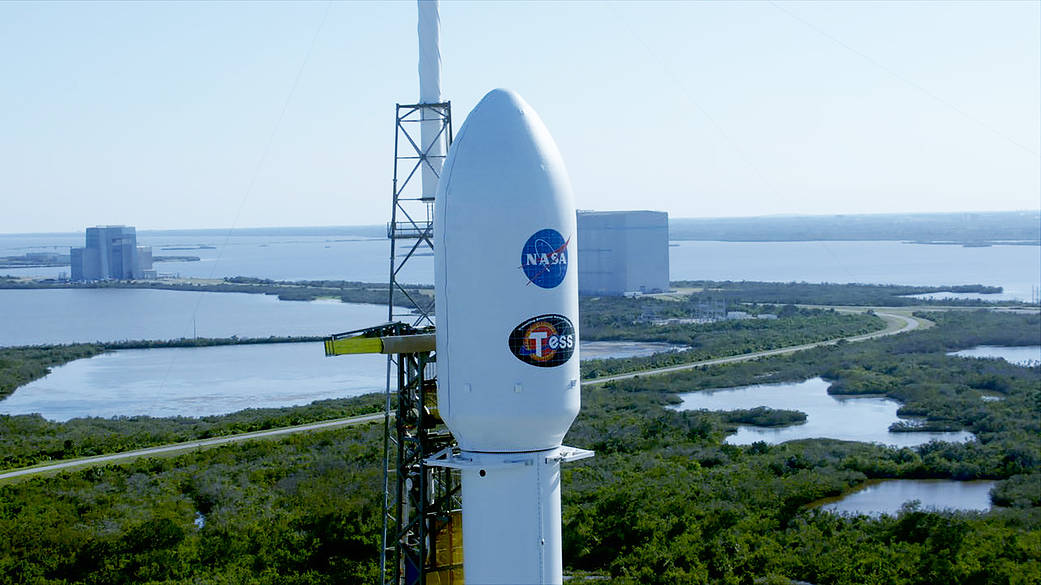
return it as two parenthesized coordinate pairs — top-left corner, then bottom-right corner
(905, 291), (1026, 302)
(0, 342), (387, 421)
(670, 377), (974, 447)
(581, 341), (687, 360)
(4, 233), (1038, 301)
(0, 289), (388, 347)
(0, 340), (663, 420)
(0, 232), (427, 284)
(948, 345), (1041, 367)
(816, 479), (996, 516)
(669, 240), (1039, 302)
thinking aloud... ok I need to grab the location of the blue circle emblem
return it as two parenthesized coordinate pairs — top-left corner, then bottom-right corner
(521, 229), (569, 289)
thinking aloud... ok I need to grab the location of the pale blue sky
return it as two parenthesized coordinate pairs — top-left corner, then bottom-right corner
(1, 1), (1038, 233)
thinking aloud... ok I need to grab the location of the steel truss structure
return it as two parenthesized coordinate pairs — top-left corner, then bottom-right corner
(385, 338), (461, 585)
(388, 101), (452, 326)
(380, 101), (461, 585)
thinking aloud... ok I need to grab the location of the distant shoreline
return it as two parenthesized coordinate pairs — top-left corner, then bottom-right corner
(1, 210), (1038, 242)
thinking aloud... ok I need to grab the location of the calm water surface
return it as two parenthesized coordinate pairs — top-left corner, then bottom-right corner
(0, 289), (387, 346)
(0, 340), (662, 420)
(668, 240), (1039, 301)
(4, 234), (1038, 301)
(581, 341), (687, 360)
(0, 342), (387, 421)
(0, 233), (421, 283)
(816, 480), (996, 516)
(670, 378), (974, 447)
(948, 345), (1041, 367)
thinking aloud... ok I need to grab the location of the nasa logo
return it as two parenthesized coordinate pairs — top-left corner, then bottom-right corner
(508, 314), (576, 367)
(520, 229), (569, 289)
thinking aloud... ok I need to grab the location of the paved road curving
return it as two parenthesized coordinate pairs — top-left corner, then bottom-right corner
(1, 311), (919, 481)
(0, 412), (384, 482)
(581, 311), (919, 386)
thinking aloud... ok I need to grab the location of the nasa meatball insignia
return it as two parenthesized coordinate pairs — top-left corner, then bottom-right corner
(521, 229), (569, 288)
(508, 314), (575, 367)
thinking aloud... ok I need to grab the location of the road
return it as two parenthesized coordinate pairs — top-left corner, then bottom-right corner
(1, 310), (919, 481)
(581, 311), (919, 385)
(0, 412), (384, 482)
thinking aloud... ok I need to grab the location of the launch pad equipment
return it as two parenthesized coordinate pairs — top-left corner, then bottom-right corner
(324, 323), (461, 585)
(328, 89), (593, 584)
(375, 3), (459, 583)
(327, 3), (590, 584)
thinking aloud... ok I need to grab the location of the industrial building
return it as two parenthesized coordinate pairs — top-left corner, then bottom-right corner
(577, 210), (670, 296)
(70, 225), (154, 281)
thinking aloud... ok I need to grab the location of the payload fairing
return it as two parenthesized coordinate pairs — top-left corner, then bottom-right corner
(430, 89), (592, 584)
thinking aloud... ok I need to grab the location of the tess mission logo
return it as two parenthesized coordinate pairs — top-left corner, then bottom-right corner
(508, 314), (576, 368)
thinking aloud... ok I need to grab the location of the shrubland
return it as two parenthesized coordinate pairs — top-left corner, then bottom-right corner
(0, 294), (1038, 583)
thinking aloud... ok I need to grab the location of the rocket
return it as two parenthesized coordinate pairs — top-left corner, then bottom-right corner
(430, 88), (592, 584)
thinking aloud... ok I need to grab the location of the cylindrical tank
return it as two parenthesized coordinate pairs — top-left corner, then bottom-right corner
(434, 88), (580, 453)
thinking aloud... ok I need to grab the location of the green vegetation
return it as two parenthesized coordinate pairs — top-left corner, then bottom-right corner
(560, 309), (1040, 583)
(580, 300), (884, 379)
(102, 335), (323, 350)
(672, 280), (1009, 306)
(0, 293), (1037, 583)
(0, 345), (105, 401)
(0, 425), (385, 584)
(0, 394), (384, 471)
(603, 311), (1041, 477)
(0, 275), (433, 309)
(721, 406), (807, 428)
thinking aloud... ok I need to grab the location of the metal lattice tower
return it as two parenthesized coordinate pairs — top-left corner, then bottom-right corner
(387, 102), (452, 326)
(379, 101), (461, 585)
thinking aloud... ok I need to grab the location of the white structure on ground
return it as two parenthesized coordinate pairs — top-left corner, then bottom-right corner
(577, 210), (669, 296)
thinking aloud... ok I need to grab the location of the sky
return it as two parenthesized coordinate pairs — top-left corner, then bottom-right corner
(1, 0), (1038, 233)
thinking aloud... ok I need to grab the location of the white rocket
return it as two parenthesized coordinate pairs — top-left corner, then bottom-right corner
(430, 88), (592, 584)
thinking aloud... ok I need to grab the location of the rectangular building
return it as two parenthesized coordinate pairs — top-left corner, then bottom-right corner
(71, 225), (152, 281)
(577, 210), (669, 296)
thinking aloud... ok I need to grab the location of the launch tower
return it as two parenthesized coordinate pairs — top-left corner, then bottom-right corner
(328, 4), (590, 584)
(382, 2), (457, 583)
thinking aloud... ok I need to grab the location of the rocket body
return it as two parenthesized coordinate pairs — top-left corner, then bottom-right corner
(433, 89), (582, 583)
(434, 89), (580, 454)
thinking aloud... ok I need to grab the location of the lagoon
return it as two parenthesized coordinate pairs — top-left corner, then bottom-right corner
(0, 342), (387, 421)
(0, 289), (387, 347)
(0, 340), (666, 421)
(581, 341), (687, 360)
(948, 345), (1041, 367)
(4, 233), (1039, 301)
(816, 479), (996, 516)
(670, 377), (974, 447)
